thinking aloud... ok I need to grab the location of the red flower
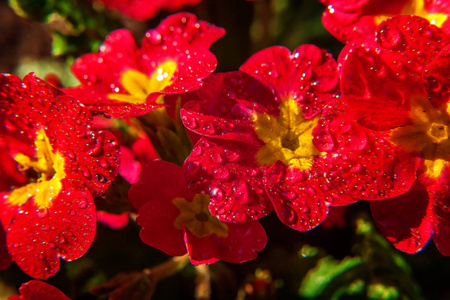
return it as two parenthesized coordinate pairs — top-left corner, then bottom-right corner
(321, 0), (450, 43)
(180, 45), (413, 231)
(0, 73), (120, 279)
(9, 280), (70, 300)
(94, 0), (202, 21)
(64, 12), (224, 118)
(128, 161), (267, 264)
(340, 15), (450, 254)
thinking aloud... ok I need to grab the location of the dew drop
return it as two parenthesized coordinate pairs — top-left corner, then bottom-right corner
(226, 90), (236, 99)
(146, 30), (162, 45)
(191, 145), (203, 156)
(77, 197), (88, 209)
(202, 122), (215, 134)
(234, 211), (249, 222)
(56, 235), (66, 244)
(350, 163), (362, 173)
(282, 191), (297, 200)
(213, 167), (229, 179)
(378, 23), (402, 49)
(186, 162), (200, 176)
(223, 149), (240, 162)
(233, 180), (249, 204)
(98, 159), (108, 168)
(81, 167), (91, 179)
(210, 186), (224, 201)
(305, 187), (316, 196)
(210, 152), (223, 163)
(184, 117), (199, 129)
(36, 206), (49, 218)
(95, 173), (107, 183)
(282, 207), (297, 224)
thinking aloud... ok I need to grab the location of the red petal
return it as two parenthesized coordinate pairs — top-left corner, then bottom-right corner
(128, 161), (191, 211)
(96, 0), (203, 21)
(5, 185), (96, 279)
(240, 45), (339, 118)
(136, 197), (187, 257)
(431, 187), (450, 255)
(144, 12), (225, 49)
(96, 211), (129, 229)
(66, 128), (120, 198)
(371, 181), (434, 254)
(185, 220), (267, 264)
(424, 44), (450, 108)
(181, 71), (276, 145)
(185, 138), (273, 222)
(10, 280), (70, 300)
(0, 225), (11, 271)
(263, 162), (330, 231)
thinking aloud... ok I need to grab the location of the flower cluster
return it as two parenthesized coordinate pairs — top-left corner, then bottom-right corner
(5, 1), (450, 296)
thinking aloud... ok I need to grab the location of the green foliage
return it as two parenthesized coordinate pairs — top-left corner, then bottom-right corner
(298, 214), (424, 300)
(9, 0), (117, 56)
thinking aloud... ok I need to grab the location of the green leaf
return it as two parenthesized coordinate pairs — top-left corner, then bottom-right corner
(299, 256), (365, 299)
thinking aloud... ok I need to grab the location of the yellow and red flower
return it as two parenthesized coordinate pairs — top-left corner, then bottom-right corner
(128, 161), (267, 264)
(64, 12), (224, 118)
(340, 15), (450, 254)
(180, 45), (413, 231)
(0, 73), (120, 279)
(321, 0), (450, 43)
(94, 0), (202, 21)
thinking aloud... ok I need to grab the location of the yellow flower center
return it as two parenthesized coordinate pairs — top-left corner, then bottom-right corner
(8, 129), (66, 208)
(375, 0), (448, 27)
(173, 194), (228, 238)
(390, 96), (450, 179)
(253, 98), (324, 171)
(108, 60), (177, 104)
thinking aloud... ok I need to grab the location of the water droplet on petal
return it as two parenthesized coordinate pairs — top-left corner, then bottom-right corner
(77, 197), (88, 209)
(282, 191), (297, 200)
(227, 90), (236, 99)
(282, 207), (297, 224)
(210, 186), (224, 201)
(146, 29), (162, 45)
(183, 117), (199, 129)
(234, 211), (248, 222)
(213, 167), (229, 179)
(186, 162), (200, 176)
(98, 159), (108, 168)
(378, 23), (402, 49)
(233, 180), (249, 204)
(191, 145), (202, 157)
(36, 206), (48, 218)
(56, 235), (66, 244)
(202, 122), (215, 134)
(81, 167), (91, 179)
(305, 187), (316, 196)
(210, 152), (223, 163)
(95, 173), (107, 183)
(350, 163), (362, 173)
